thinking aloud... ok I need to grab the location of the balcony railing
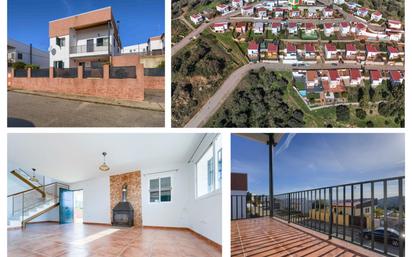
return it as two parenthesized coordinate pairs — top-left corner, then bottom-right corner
(70, 43), (108, 54)
(231, 176), (405, 257)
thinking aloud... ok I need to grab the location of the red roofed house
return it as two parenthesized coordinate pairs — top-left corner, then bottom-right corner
(328, 70), (341, 87)
(355, 23), (367, 35)
(323, 7), (333, 18)
(370, 70), (383, 87)
(371, 11), (382, 22)
(324, 23), (334, 36)
(345, 44), (357, 59)
(304, 22), (316, 35)
(257, 7), (267, 18)
(350, 69), (362, 86)
(324, 43), (337, 59)
(235, 22), (247, 33)
(387, 46), (400, 60)
(356, 7), (368, 17)
(274, 8), (284, 17)
(271, 23), (281, 35)
(288, 22), (298, 34)
(232, 0), (243, 8)
(284, 43), (297, 60)
(304, 43), (316, 59)
(212, 22), (228, 33)
(190, 14), (204, 25)
(388, 20), (402, 30)
(366, 44), (378, 59)
(306, 71), (319, 88)
(389, 71), (403, 86)
(267, 43), (278, 60)
(290, 10), (300, 18)
(340, 22), (350, 36)
(248, 41), (259, 61)
(216, 4), (230, 14)
(241, 5), (254, 16)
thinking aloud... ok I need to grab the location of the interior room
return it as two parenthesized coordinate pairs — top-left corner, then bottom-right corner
(7, 133), (222, 257)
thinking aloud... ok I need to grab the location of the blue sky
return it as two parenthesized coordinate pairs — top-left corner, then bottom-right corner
(8, 0), (165, 51)
(231, 133), (405, 195)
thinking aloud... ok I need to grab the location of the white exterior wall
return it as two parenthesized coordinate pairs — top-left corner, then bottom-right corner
(8, 39), (49, 68)
(149, 39), (164, 52)
(122, 43), (149, 54)
(49, 35), (71, 68)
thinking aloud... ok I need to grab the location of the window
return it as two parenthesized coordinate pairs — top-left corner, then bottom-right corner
(53, 61), (64, 68)
(149, 177), (171, 203)
(56, 37), (65, 47)
(196, 135), (222, 197)
(96, 37), (108, 47)
(17, 53), (23, 60)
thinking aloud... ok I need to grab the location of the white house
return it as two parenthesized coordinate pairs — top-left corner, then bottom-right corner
(274, 8), (284, 18)
(370, 70), (382, 87)
(356, 7), (368, 17)
(211, 22), (229, 33)
(284, 43), (297, 60)
(389, 71), (403, 86)
(271, 23), (281, 34)
(190, 14), (204, 25)
(248, 41), (259, 60)
(232, 0), (243, 8)
(8, 38), (49, 68)
(257, 7), (267, 18)
(355, 23), (367, 35)
(371, 11), (382, 22)
(121, 43), (148, 54)
(323, 7), (333, 18)
(324, 23), (334, 36)
(324, 43), (337, 59)
(350, 69), (362, 85)
(304, 43), (316, 59)
(366, 44), (378, 59)
(148, 34), (164, 54)
(253, 22), (264, 34)
(216, 4), (230, 14)
(241, 5), (254, 16)
(388, 20), (402, 30)
(345, 43), (357, 58)
(306, 71), (319, 88)
(49, 7), (121, 68)
(340, 22), (350, 36)
(387, 46), (400, 60)
(288, 22), (298, 34)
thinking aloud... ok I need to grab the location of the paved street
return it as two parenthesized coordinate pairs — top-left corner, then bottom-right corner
(8, 92), (164, 127)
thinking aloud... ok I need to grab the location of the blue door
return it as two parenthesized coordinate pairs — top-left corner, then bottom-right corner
(59, 188), (74, 224)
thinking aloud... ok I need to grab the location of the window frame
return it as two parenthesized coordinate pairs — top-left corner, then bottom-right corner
(96, 37), (108, 47)
(149, 176), (172, 204)
(17, 53), (23, 60)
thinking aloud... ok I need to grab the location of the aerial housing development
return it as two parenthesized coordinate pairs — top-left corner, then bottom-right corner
(171, 0), (405, 128)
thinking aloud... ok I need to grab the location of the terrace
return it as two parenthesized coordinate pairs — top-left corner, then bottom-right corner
(231, 134), (405, 257)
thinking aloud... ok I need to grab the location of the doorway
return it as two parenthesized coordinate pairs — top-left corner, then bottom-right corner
(74, 190), (83, 224)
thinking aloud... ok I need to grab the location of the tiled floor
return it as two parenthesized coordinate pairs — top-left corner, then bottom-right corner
(231, 217), (381, 257)
(8, 223), (221, 257)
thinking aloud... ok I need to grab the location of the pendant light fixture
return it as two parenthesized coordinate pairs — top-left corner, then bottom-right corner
(30, 168), (39, 183)
(99, 152), (110, 172)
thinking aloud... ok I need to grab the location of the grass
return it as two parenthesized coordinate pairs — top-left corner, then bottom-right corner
(320, 32), (337, 40)
(172, 19), (191, 43)
(300, 30), (318, 40)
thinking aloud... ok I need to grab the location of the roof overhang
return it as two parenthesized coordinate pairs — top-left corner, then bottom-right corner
(235, 133), (284, 145)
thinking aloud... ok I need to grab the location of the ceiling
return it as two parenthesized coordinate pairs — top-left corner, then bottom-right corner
(236, 133), (284, 145)
(8, 133), (205, 184)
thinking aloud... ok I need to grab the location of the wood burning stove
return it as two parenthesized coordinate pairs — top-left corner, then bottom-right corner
(112, 184), (134, 227)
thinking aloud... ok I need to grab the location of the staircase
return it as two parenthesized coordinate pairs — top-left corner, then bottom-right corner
(10, 169), (45, 197)
(8, 181), (69, 228)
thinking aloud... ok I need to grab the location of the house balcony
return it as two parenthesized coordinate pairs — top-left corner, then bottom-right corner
(69, 43), (109, 58)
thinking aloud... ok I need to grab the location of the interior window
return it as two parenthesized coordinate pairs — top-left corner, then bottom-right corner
(150, 177), (171, 203)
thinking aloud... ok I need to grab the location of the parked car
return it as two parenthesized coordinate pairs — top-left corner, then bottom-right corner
(360, 227), (404, 247)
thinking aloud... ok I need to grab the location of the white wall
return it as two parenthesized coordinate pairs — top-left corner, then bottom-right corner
(49, 35), (70, 68)
(70, 176), (111, 224)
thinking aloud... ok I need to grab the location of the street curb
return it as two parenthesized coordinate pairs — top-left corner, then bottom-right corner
(8, 89), (165, 112)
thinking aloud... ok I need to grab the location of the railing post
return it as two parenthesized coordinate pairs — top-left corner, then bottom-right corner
(21, 192), (25, 228)
(288, 193), (291, 223)
(103, 64), (110, 80)
(49, 67), (54, 79)
(328, 187), (333, 239)
(27, 68), (31, 78)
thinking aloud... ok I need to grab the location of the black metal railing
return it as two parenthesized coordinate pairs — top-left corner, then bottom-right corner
(83, 67), (103, 78)
(31, 68), (50, 78)
(144, 68), (165, 76)
(109, 66), (136, 79)
(54, 68), (78, 78)
(14, 69), (27, 78)
(231, 176), (405, 257)
(70, 43), (108, 54)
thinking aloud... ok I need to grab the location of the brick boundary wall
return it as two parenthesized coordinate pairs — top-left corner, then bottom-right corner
(9, 64), (165, 101)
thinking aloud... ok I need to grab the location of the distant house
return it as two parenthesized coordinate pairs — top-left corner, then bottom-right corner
(387, 46), (400, 60)
(304, 43), (316, 59)
(350, 69), (362, 85)
(346, 2), (358, 9)
(267, 43), (278, 59)
(340, 22), (350, 36)
(389, 71), (403, 86)
(371, 11), (382, 22)
(323, 7), (333, 18)
(324, 43), (337, 59)
(355, 23), (367, 35)
(253, 22), (264, 34)
(257, 7), (267, 18)
(388, 20), (402, 30)
(288, 22), (298, 34)
(190, 14), (203, 25)
(289, 10), (300, 18)
(370, 70), (382, 87)
(306, 71), (319, 88)
(216, 4), (230, 14)
(232, 0), (243, 8)
(304, 22), (316, 35)
(241, 5), (254, 16)
(388, 32), (402, 41)
(7, 38), (49, 68)
(284, 43), (297, 60)
(366, 44), (378, 59)
(324, 23), (334, 36)
(356, 7), (368, 17)
(307, 8), (318, 18)
(236, 22), (247, 33)
(271, 23), (281, 34)
(345, 43), (357, 59)
(328, 70), (341, 87)
(211, 22), (228, 33)
(303, 0), (316, 5)
(334, 0), (345, 4)
(274, 8), (284, 18)
(248, 41), (259, 61)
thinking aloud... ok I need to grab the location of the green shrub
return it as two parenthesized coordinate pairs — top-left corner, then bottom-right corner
(25, 64), (39, 70)
(355, 108), (367, 119)
(12, 61), (26, 70)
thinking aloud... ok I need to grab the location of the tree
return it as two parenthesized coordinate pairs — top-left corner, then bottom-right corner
(378, 102), (390, 116)
(355, 108), (367, 119)
(336, 105), (350, 121)
(12, 61), (26, 70)
(366, 121), (374, 127)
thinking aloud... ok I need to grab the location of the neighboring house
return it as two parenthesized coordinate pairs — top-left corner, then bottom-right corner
(254, 22), (264, 34)
(304, 43), (316, 59)
(387, 46), (400, 60)
(347, 2), (358, 9)
(288, 22), (298, 34)
(350, 69), (362, 85)
(274, 8), (284, 18)
(241, 5), (254, 16)
(232, 0), (243, 8)
(8, 38), (49, 68)
(271, 23), (281, 34)
(331, 199), (378, 217)
(356, 7), (368, 17)
(324, 43), (337, 59)
(267, 43), (278, 59)
(248, 41), (259, 61)
(148, 34), (165, 54)
(323, 7), (333, 18)
(304, 22), (316, 35)
(388, 32), (403, 41)
(340, 22), (350, 36)
(389, 70), (403, 86)
(324, 23), (334, 36)
(231, 173), (248, 220)
(371, 11), (382, 22)
(387, 20), (402, 30)
(259, 41), (268, 59)
(190, 14), (204, 25)
(370, 70), (383, 87)
(328, 70), (341, 87)
(355, 23), (367, 35)
(257, 7), (267, 18)
(236, 22), (247, 33)
(216, 4), (230, 14)
(366, 44), (378, 59)
(121, 43), (148, 54)
(306, 70), (319, 88)
(212, 22), (228, 33)
(345, 43), (357, 59)
(303, 0), (316, 5)
(49, 7), (122, 68)
(307, 8), (318, 18)
(284, 43), (297, 60)
(290, 10), (300, 18)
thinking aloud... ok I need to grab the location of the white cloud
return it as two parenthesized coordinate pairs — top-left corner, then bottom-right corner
(275, 133), (296, 156)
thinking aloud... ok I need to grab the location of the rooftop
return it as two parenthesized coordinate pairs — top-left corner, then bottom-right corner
(370, 70), (381, 80)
